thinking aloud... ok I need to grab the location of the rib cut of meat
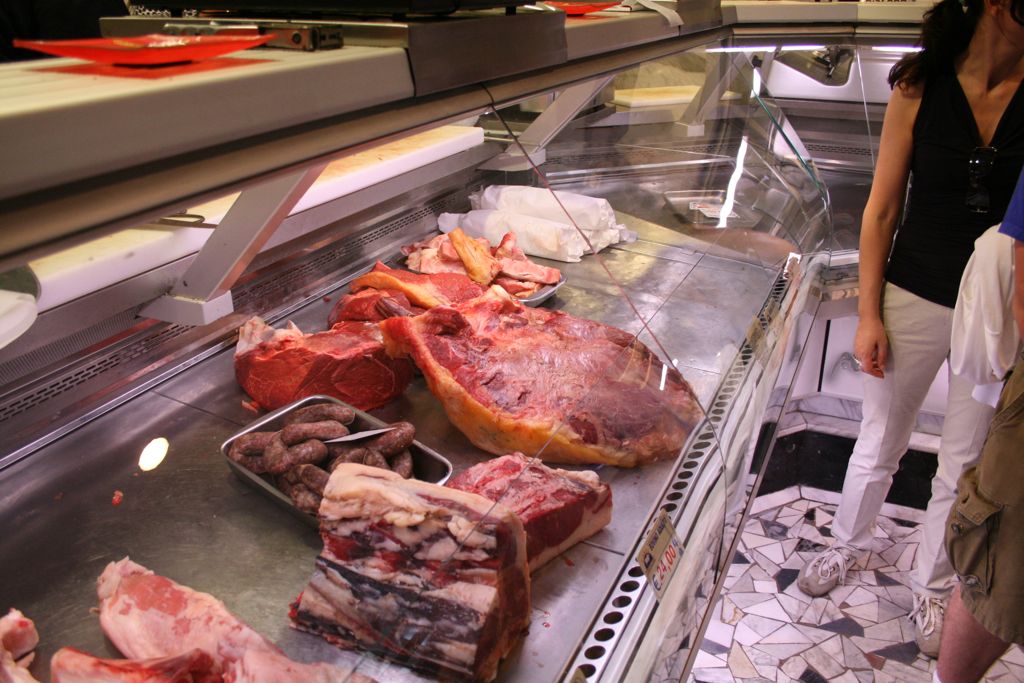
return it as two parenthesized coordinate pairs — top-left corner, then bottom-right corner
(96, 558), (374, 683)
(380, 287), (702, 467)
(447, 453), (612, 571)
(234, 317), (413, 411)
(349, 262), (483, 309)
(292, 463), (530, 682)
(328, 288), (423, 325)
(50, 648), (217, 683)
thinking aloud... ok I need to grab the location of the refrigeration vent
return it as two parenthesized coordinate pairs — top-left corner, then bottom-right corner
(567, 272), (791, 681)
(0, 321), (193, 424)
(804, 142), (874, 159)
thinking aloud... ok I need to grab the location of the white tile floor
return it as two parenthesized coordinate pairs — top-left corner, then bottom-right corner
(688, 486), (1024, 683)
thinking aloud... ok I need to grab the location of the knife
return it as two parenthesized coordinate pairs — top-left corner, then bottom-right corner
(323, 427), (396, 444)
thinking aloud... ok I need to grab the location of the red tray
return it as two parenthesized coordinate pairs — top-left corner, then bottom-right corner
(13, 34), (274, 66)
(545, 1), (618, 14)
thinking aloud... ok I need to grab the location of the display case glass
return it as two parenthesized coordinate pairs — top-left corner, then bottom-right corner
(0, 32), (834, 683)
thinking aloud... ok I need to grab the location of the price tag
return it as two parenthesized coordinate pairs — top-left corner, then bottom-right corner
(689, 201), (738, 219)
(635, 509), (683, 601)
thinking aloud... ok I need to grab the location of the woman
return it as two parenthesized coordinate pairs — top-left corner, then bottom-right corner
(796, 0), (1024, 659)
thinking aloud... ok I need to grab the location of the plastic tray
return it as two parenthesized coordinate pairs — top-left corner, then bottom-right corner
(13, 34), (273, 66)
(222, 395), (452, 526)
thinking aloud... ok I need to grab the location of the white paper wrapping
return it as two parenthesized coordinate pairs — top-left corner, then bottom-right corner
(470, 185), (622, 235)
(437, 210), (587, 262)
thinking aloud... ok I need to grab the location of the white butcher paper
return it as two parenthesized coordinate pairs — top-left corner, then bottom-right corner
(470, 185), (624, 236)
(437, 210), (587, 263)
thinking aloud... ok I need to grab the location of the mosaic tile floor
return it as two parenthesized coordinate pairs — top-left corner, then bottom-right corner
(688, 486), (1024, 683)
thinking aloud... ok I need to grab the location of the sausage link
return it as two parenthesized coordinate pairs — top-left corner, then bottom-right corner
(289, 483), (322, 514)
(366, 422), (415, 457)
(295, 464), (330, 495)
(283, 404), (356, 426)
(262, 434), (291, 474)
(281, 420), (348, 446)
(363, 450), (390, 470)
(232, 431), (276, 455)
(390, 450), (414, 479)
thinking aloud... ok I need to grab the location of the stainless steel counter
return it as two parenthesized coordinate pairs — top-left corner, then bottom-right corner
(0, 212), (779, 681)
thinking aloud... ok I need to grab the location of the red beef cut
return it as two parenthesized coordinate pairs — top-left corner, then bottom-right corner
(380, 287), (702, 467)
(328, 288), (423, 325)
(234, 317), (413, 411)
(447, 453), (612, 571)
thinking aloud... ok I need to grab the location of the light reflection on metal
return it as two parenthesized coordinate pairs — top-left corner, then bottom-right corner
(872, 46), (921, 53)
(139, 437), (168, 471)
(719, 134), (750, 229)
(659, 364), (667, 392)
(706, 46), (777, 53)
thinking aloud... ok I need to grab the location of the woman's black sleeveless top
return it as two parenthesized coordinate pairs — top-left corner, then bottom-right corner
(885, 69), (1024, 308)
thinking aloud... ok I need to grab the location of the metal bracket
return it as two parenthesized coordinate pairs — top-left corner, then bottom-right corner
(678, 52), (747, 136)
(140, 164), (325, 325)
(479, 76), (613, 171)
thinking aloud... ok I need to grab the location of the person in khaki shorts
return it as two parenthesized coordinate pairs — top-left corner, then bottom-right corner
(937, 175), (1024, 682)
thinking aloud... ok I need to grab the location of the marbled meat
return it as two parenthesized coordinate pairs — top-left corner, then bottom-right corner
(97, 558), (374, 683)
(447, 453), (612, 571)
(380, 287), (702, 467)
(234, 316), (413, 411)
(292, 463), (530, 682)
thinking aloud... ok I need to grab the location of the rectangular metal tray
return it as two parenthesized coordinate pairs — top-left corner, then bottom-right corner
(221, 395), (453, 526)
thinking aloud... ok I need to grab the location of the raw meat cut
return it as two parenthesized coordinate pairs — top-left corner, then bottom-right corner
(0, 610), (38, 664)
(50, 648), (217, 683)
(492, 233), (561, 285)
(0, 609), (39, 683)
(447, 453), (612, 571)
(380, 287), (702, 467)
(234, 317), (413, 411)
(97, 558), (374, 683)
(327, 289), (422, 325)
(447, 228), (501, 285)
(292, 463), (530, 682)
(349, 262), (483, 309)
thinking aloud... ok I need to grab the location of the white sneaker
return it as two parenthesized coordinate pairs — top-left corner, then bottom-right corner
(910, 594), (946, 658)
(797, 546), (858, 597)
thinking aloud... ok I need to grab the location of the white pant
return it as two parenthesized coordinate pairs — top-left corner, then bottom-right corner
(830, 283), (996, 597)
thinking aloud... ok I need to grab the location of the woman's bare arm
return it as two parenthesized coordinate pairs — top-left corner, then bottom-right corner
(855, 85), (921, 378)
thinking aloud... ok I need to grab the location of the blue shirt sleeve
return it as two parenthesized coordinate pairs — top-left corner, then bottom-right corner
(999, 169), (1024, 241)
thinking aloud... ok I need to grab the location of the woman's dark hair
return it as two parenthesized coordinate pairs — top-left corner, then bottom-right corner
(888, 0), (1024, 88)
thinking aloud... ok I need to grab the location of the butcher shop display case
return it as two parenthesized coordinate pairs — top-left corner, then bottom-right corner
(0, 23), (841, 683)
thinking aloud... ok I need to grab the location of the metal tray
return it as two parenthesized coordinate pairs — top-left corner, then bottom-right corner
(664, 189), (760, 229)
(221, 395), (453, 526)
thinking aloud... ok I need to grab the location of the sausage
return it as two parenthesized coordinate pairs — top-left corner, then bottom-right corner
(295, 464), (330, 495)
(232, 431), (276, 455)
(281, 420), (348, 446)
(264, 436), (327, 474)
(363, 450), (390, 470)
(326, 443), (366, 470)
(283, 404), (356, 426)
(290, 483), (322, 514)
(365, 422), (415, 457)
(390, 449), (414, 479)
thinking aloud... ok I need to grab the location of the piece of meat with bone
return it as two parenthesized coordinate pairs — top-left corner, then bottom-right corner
(447, 228), (501, 286)
(349, 262), (483, 309)
(380, 287), (702, 467)
(327, 288), (423, 325)
(447, 453), (612, 571)
(50, 648), (218, 683)
(292, 463), (530, 682)
(234, 317), (413, 411)
(96, 558), (375, 683)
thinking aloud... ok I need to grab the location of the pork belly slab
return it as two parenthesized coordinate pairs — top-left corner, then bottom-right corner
(234, 317), (413, 411)
(50, 648), (217, 683)
(447, 453), (612, 571)
(380, 287), (703, 467)
(97, 558), (374, 683)
(292, 463), (530, 682)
